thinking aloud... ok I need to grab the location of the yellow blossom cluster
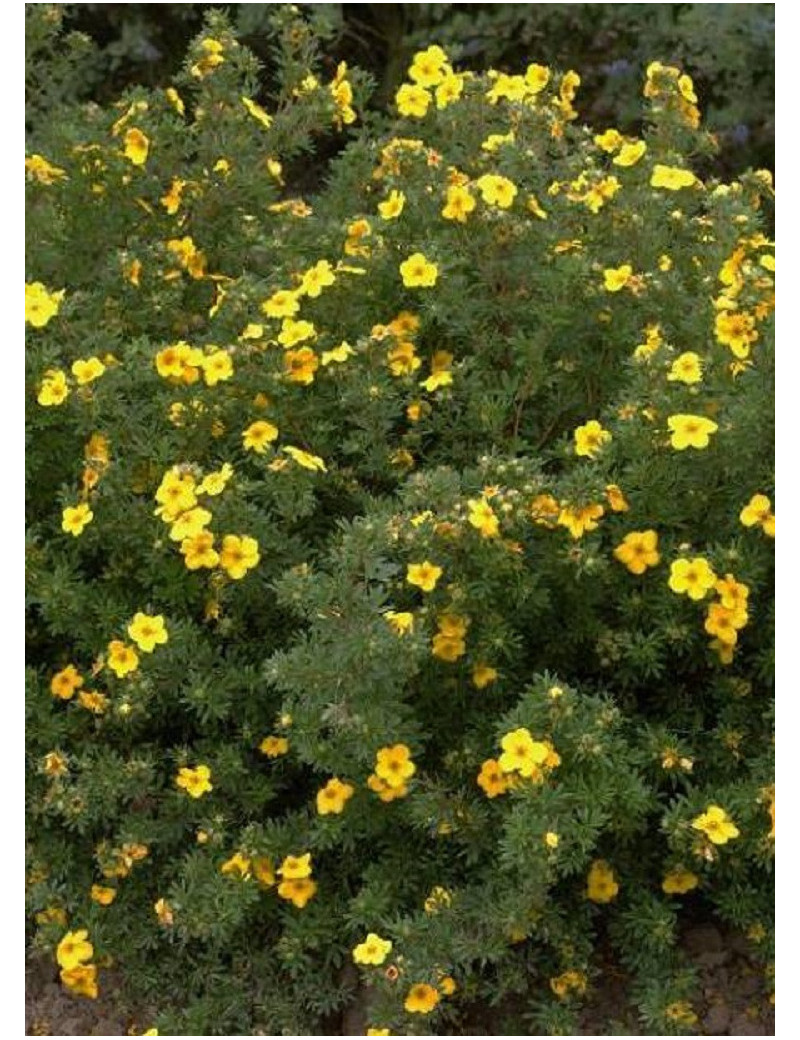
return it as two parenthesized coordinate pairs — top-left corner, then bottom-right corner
(153, 466), (259, 580)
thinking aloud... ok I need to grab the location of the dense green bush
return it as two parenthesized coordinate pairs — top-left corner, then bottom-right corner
(40, 3), (774, 175)
(26, 6), (774, 1035)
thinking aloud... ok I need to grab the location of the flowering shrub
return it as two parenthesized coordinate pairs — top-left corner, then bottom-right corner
(26, 8), (774, 1035)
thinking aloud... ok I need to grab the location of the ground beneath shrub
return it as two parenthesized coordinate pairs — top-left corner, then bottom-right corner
(26, 920), (774, 1036)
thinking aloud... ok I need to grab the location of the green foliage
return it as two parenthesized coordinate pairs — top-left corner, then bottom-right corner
(26, 7), (773, 1035)
(49, 3), (774, 175)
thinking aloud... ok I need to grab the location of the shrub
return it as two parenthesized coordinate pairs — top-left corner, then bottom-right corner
(26, 8), (774, 1035)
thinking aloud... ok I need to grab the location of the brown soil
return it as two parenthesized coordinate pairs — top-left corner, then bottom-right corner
(26, 921), (774, 1036)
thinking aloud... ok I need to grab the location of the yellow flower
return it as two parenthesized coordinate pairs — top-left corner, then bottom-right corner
(375, 744), (416, 789)
(155, 341), (203, 382)
(441, 184), (476, 222)
(279, 853), (312, 879)
(704, 602), (746, 646)
(277, 877), (317, 908)
(387, 340), (420, 376)
(472, 663), (498, 689)
(544, 831), (560, 849)
(367, 773), (408, 802)
(243, 420), (279, 453)
(378, 190), (405, 219)
(498, 728), (549, 777)
(715, 311), (758, 358)
(486, 72), (527, 103)
(90, 885), (116, 906)
(605, 484), (629, 512)
(128, 613), (168, 653)
(420, 369), (453, 392)
(424, 886), (452, 914)
(190, 37), (225, 78)
(26, 281), (64, 328)
(261, 289), (300, 318)
(299, 260), (336, 298)
(395, 83), (432, 118)
(437, 614), (468, 639)
(595, 128), (623, 152)
(220, 852), (252, 879)
(739, 493), (774, 537)
(154, 897), (174, 926)
(431, 632), (466, 662)
(475, 173), (518, 208)
(667, 352), (703, 384)
(586, 859), (619, 903)
(201, 350), (234, 386)
(477, 758), (509, 798)
(56, 929), (93, 970)
(405, 983), (440, 1014)
(166, 236), (206, 279)
(260, 735), (289, 758)
(37, 368), (70, 406)
(60, 963), (98, 999)
(662, 868), (699, 895)
(367, 1029), (391, 1036)
(409, 44), (449, 86)
(71, 357), (106, 385)
(42, 751), (68, 776)
(550, 970), (587, 999)
(36, 906), (68, 926)
(525, 62), (550, 92)
(613, 530), (660, 575)
(78, 691), (109, 714)
(169, 506), (212, 543)
(650, 164), (697, 190)
(482, 131), (515, 153)
(284, 347), (320, 385)
(253, 857), (276, 887)
(406, 561), (442, 592)
(175, 764), (213, 798)
(603, 264), (633, 292)
(241, 96), (272, 128)
(400, 253), (438, 288)
(123, 128), (149, 166)
(435, 74), (463, 108)
(106, 640), (139, 678)
(279, 445), (326, 472)
(278, 318), (316, 347)
(219, 534), (260, 580)
(153, 470), (196, 520)
(383, 610), (414, 636)
(715, 574), (749, 612)
(160, 177), (186, 215)
(557, 502), (604, 539)
(667, 414), (718, 450)
(198, 464), (233, 496)
(61, 503), (93, 537)
(321, 341), (355, 365)
(467, 497), (499, 537)
(316, 777), (355, 815)
(439, 976), (457, 996)
(26, 153), (67, 184)
(668, 558), (717, 600)
(692, 804), (739, 845)
(574, 419), (611, 457)
(353, 933), (393, 966)
(240, 322), (264, 340)
(159, 84), (183, 115)
(613, 139), (647, 166)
